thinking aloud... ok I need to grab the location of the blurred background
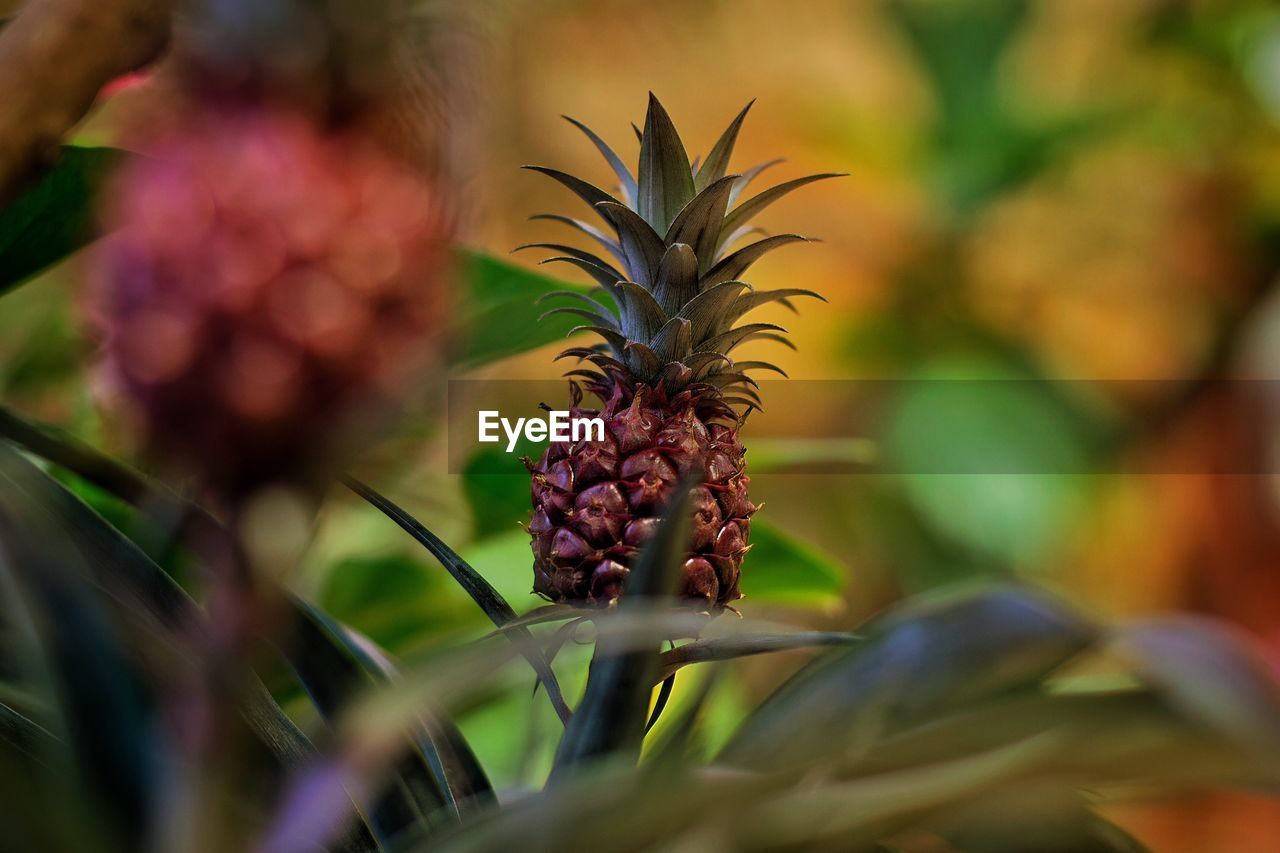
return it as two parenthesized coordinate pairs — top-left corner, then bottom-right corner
(5, 0), (1280, 847)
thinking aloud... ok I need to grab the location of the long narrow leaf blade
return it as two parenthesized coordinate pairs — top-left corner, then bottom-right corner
(0, 435), (319, 771)
(562, 116), (638, 204)
(341, 476), (572, 724)
(694, 101), (753, 192)
(657, 631), (859, 682)
(719, 584), (1097, 770)
(283, 597), (496, 847)
(551, 473), (698, 775)
(0, 430), (382, 851)
(0, 512), (152, 847)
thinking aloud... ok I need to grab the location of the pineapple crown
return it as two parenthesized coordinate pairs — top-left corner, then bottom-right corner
(520, 94), (840, 410)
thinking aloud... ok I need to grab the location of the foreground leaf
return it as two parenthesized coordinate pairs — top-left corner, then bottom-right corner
(731, 731), (1062, 849)
(342, 476), (572, 723)
(0, 428), (382, 851)
(0, 466), (157, 848)
(284, 598), (493, 847)
(0, 700), (50, 765)
(1115, 617), (1280, 760)
(0, 442), (316, 770)
(552, 473), (697, 775)
(0, 404), (218, 545)
(845, 689), (1276, 791)
(657, 631), (858, 682)
(720, 583), (1097, 769)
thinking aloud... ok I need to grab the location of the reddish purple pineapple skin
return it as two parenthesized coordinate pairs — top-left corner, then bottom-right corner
(528, 382), (755, 611)
(519, 97), (833, 611)
(92, 108), (448, 496)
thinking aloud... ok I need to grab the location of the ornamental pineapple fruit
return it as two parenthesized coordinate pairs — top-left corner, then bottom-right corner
(93, 108), (449, 497)
(524, 95), (838, 610)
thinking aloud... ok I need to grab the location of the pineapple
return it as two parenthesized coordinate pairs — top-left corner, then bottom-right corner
(93, 107), (449, 498)
(523, 95), (838, 610)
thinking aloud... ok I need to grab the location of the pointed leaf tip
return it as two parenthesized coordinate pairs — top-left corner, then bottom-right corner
(522, 165), (620, 223)
(342, 476), (573, 724)
(561, 115), (638, 203)
(638, 95), (696, 233)
(694, 100), (756, 192)
(722, 172), (845, 242)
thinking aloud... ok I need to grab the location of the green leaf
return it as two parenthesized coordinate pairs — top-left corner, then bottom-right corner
(451, 250), (604, 369)
(637, 94), (696, 233)
(320, 552), (475, 650)
(741, 516), (845, 606)
(0, 506), (153, 848)
(342, 476), (572, 723)
(693, 101), (753, 192)
(719, 583), (1097, 770)
(645, 666), (727, 766)
(0, 287), (83, 396)
(0, 421), (383, 851)
(0, 147), (121, 296)
(0, 425), (318, 772)
(645, 673), (677, 734)
(657, 631), (859, 682)
(883, 0), (1093, 214)
(284, 597), (494, 846)
(551, 473), (698, 776)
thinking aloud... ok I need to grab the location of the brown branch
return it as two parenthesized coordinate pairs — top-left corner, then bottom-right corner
(0, 0), (177, 202)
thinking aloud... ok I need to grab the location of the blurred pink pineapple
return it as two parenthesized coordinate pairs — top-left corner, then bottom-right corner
(92, 108), (450, 497)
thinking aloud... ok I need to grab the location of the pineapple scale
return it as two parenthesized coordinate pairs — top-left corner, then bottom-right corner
(527, 383), (754, 610)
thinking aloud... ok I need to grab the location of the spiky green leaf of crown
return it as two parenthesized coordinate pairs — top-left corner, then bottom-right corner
(521, 94), (840, 409)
